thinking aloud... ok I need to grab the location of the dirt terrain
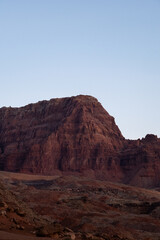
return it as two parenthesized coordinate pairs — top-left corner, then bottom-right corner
(0, 171), (160, 240)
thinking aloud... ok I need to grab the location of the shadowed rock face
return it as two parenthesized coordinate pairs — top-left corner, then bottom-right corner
(120, 135), (160, 188)
(0, 95), (160, 188)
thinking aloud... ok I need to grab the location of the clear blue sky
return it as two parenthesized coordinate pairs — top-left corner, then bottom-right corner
(0, 0), (160, 139)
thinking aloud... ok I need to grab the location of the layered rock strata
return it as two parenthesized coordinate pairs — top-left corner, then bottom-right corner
(0, 95), (160, 188)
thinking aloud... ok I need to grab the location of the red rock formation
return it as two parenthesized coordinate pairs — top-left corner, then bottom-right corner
(120, 135), (160, 188)
(0, 95), (160, 188)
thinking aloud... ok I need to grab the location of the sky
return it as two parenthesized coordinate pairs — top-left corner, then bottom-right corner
(0, 0), (160, 139)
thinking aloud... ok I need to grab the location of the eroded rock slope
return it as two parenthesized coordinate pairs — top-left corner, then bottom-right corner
(0, 95), (160, 188)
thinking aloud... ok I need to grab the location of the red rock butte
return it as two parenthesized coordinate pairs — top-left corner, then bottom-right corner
(0, 95), (160, 188)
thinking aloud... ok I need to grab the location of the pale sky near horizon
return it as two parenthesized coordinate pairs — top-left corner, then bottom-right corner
(0, 0), (160, 140)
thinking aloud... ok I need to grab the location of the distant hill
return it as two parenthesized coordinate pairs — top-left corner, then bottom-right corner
(0, 95), (160, 188)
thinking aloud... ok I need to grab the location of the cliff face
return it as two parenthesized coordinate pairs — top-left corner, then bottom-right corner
(0, 95), (160, 188)
(120, 135), (160, 188)
(0, 96), (124, 176)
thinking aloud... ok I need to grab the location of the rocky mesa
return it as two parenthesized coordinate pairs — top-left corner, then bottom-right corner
(0, 95), (160, 188)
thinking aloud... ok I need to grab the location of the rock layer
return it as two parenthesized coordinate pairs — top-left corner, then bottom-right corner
(0, 95), (160, 188)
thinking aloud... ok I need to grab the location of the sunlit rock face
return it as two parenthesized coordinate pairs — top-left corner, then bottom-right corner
(0, 95), (160, 188)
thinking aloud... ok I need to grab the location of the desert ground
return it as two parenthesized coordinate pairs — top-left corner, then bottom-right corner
(0, 171), (160, 240)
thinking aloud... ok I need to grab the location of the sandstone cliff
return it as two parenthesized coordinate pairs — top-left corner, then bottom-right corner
(0, 95), (160, 188)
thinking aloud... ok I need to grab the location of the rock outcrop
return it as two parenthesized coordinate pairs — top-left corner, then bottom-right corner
(120, 134), (160, 188)
(0, 95), (160, 188)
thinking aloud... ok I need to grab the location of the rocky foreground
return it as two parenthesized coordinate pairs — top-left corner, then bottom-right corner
(1, 171), (160, 240)
(0, 95), (160, 188)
